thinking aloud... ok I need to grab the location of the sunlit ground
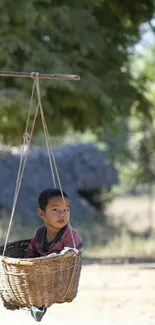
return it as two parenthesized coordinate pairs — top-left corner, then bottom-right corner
(1, 262), (155, 325)
(1, 196), (155, 325)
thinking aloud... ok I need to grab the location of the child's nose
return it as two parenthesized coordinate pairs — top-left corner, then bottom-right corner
(58, 210), (65, 215)
(58, 210), (68, 216)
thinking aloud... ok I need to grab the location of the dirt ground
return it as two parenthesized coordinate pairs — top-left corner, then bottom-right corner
(1, 196), (155, 325)
(1, 261), (155, 325)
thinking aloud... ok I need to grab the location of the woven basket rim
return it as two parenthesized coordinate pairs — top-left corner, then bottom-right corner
(1, 250), (81, 265)
(0, 238), (82, 265)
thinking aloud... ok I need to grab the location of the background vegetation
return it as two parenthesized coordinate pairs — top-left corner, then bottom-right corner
(1, 1), (155, 257)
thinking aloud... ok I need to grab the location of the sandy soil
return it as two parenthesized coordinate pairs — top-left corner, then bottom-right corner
(1, 262), (155, 325)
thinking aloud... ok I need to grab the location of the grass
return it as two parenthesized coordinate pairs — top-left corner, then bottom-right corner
(1, 216), (155, 260)
(83, 227), (155, 259)
(76, 222), (155, 259)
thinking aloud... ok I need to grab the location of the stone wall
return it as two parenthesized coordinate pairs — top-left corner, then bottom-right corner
(0, 143), (118, 225)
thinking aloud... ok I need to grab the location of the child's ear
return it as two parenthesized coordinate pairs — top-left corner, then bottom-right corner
(38, 208), (44, 220)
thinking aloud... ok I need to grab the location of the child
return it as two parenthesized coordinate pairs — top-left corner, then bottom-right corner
(25, 188), (82, 322)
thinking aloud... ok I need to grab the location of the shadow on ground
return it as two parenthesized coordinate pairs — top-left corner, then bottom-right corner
(83, 256), (155, 265)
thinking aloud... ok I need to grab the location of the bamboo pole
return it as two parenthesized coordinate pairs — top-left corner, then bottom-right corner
(0, 71), (80, 80)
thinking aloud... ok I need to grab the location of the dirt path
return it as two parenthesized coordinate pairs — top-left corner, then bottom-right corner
(1, 263), (155, 325)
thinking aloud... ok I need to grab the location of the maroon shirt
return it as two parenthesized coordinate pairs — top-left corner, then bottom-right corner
(25, 225), (82, 258)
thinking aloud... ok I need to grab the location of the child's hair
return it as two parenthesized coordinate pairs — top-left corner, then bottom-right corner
(38, 188), (69, 211)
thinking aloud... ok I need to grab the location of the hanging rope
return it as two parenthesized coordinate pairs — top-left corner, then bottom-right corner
(2, 72), (76, 254)
(2, 79), (39, 256)
(34, 75), (56, 188)
(35, 77), (76, 249)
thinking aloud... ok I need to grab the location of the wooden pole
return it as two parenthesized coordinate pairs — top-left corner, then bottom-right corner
(0, 71), (80, 81)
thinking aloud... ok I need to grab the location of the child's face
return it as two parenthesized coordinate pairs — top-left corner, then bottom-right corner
(38, 196), (70, 230)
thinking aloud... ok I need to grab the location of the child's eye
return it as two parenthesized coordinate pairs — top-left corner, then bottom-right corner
(65, 209), (69, 213)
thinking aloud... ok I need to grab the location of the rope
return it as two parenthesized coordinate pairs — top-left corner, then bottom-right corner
(11, 78), (37, 210)
(35, 78), (76, 249)
(2, 79), (39, 256)
(34, 76), (56, 187)
(3, 72), (76, 254)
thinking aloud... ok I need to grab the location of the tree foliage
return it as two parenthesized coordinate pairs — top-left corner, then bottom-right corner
(102, 43), (155, 195)
(0, 0), (154, 144)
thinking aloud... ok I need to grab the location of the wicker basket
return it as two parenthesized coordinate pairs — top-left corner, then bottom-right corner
(0, 239), (82, 308)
